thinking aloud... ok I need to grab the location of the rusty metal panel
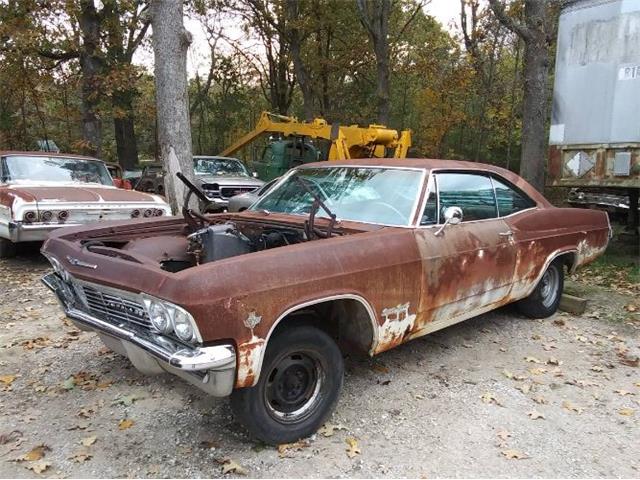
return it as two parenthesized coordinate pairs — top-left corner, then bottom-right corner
(548, 145), (640, 188)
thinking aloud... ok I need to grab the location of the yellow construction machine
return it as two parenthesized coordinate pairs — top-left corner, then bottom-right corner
(219, 111), (411, 181)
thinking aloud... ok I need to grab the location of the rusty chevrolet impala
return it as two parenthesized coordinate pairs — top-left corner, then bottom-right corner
(40, 159), (610, 444)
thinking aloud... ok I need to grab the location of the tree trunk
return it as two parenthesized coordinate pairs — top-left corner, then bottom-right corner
(151, 0), (195, 213)
(488, 0), (549, 192)
(286, 0), (314, 121)
(355, 0), (391, 125)
(112, 90), (139, 170)
(519, 5), (548, 192)
(78, 0), (103, 157)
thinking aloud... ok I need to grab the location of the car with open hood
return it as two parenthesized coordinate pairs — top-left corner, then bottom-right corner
(40, 158), (610, 444)
(0, 151), (171, 257)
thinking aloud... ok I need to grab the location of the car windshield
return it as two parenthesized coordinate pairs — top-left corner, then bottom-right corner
(194, 157), (249, 177)
(2, 155), (113, 186)
(251, 167), (423, 226)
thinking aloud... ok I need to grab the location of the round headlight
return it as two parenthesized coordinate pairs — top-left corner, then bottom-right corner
(149, 302), (171, 333)
(172, 309), (194, 342)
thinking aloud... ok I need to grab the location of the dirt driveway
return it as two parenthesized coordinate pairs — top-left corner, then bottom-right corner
(1, 247), (638, 478)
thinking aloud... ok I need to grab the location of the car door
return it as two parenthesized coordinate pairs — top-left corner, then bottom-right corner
(411, 171), (518, 338)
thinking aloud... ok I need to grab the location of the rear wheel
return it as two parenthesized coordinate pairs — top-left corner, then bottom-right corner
(230, 324), (344, 445)
(516, 259), (564, 318)
(0, 238), (16, 259)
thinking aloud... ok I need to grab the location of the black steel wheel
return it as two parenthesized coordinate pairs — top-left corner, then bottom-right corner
(230, 324), (343, 445)
(516, 259), (564, 318)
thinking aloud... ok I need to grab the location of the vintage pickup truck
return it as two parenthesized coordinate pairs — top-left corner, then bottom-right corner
(41, 159), (610, 444)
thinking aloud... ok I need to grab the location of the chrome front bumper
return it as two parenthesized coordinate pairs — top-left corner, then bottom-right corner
(42, 272), (236, 396)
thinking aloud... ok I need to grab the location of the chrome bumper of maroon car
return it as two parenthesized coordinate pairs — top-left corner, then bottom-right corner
(42, 272), (236, 396)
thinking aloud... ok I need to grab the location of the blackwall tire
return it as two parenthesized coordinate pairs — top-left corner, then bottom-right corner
(230, 325), (344, 445)
(0, 238), (17, 259)
(516, 259), (564, 319)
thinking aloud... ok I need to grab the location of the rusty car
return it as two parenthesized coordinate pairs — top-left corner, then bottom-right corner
(0, 151), (171, 258)
(40, 158), (610, 444)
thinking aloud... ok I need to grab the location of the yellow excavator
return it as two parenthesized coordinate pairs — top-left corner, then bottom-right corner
(219, 111), (412, 181)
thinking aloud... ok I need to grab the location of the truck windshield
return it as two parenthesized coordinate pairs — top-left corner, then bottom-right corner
(251, 167), (423, 226)
(194, 157), (249, 177)
(2, 156), (113, 186)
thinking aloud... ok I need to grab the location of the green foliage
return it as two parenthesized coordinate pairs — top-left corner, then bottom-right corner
(0, 0), (537, 173)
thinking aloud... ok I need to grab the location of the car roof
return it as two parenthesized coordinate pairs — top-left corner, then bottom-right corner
(0, 151), (104, 163)
(299, 158), (551, 206)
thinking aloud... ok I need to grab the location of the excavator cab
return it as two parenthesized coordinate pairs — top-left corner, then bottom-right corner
(254, 137), (321, 181)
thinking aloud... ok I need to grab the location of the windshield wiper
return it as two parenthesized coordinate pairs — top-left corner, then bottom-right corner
(292, 175), (337, 239)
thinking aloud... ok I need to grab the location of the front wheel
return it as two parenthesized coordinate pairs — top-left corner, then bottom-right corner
(230, 324), (344, 445)
(516, 259), (564, 318)
(0, 238), (16, 259)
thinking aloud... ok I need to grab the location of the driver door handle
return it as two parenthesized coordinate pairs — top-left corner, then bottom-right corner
(498, 231), (513, 237)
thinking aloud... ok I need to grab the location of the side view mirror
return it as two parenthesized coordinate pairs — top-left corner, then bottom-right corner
(434, 206), (463, 236)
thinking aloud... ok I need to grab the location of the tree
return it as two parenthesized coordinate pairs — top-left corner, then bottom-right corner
(151, 0), (196, 213)
(355, 0), (391, 124)
(488, 0), (550, 191)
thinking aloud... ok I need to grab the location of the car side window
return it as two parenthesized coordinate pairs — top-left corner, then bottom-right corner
(420, 177), (438, 225)
(491, 177), (536, 217)
(436, 173), (497, 222)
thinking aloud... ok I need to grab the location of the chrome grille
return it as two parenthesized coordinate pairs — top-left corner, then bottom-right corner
(220, 186), (258, 199)
(79, 284), (150, 330)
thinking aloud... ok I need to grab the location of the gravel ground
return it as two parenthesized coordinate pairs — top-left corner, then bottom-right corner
(0, 245), (639, 478)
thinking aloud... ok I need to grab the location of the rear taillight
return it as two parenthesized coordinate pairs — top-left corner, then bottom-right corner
(143, 209), (153, 217)
(131, 209), (141, 218)
(40, 210), (53, 222)
(57, 210), (69, 222)
(24, 211), (37, 223)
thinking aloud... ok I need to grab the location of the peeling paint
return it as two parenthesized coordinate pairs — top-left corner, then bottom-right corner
(377, 303), (417, 352)
(235, 335), (266, 388)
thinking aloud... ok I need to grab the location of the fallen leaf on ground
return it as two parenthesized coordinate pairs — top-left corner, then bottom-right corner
(118, 419), (134, 430)
(562, 400), (584, 414)
(625, 304), (637, 312)
(591, 365), (604, 372)
(529, 367), (547, 376)
(516, 383), (532, 394)
(502, 449), (528, 460)
(0, 375), (17, 385)
(502, 369), (514, 379)
(147, 464), (160, 475)
(81, 435), (97, 447)
(371, 364), (389, 374)
(25, 460), (51, 474)
(553, 318), (565, 326)
(547, 358), (562, 366)
(318, 423), (346, 437)
(277, 440), (309, 458)
(0, 430), (22, 445)
(69, 449), (92, 463)
(481, 392), (503, 406)
(527, 410), (545, 420)
(618, 408), (635, 416)
(345, 437), (361, 458)
(496, 429), (511, 441)
(532, 396), (548, 404)
(220, 458), (247, 475)
(18, 444), (50, 462)
(524, 356), (542, 364)
(619, 355), (639, 368)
